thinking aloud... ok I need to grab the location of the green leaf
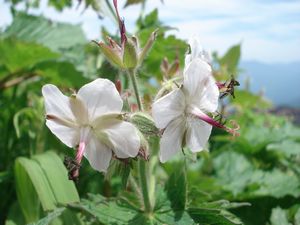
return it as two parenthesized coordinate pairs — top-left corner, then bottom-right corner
(232, 90), (271, 110)
(68, 194), (138, 224)
(48, 0), (72, 11)
(0, 38), (59, 73)
(165, 164), (187, 211)
(28, 208), (65, 225)
(124, 0), (145, 7)
(14, 152), (80, 223)
(219, 44), (241, 75)
(213, 151), (300, 198)
(0, 171), (11, 183)
(5, 202), (26, 225)
(188, 207), (243, 225)
(294, 207), (300, 225)
(213, 151), (253, 196)
(32, 151), (80, 205)
(252, 169), (300, 198)
(154, 186), (194, 225)
(14, 157), (55, 222)
(35, 60), (89, 87)
(4, 13), (86, 52)
(267, 140), (300, 157)
(270, 207), (292, 225)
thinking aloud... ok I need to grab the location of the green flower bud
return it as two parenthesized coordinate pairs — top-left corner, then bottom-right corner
(129, 112), (159, 136)
(123, 37), (138, 69)
(138, 29), (158, 66)
(94, 40), (124, 69)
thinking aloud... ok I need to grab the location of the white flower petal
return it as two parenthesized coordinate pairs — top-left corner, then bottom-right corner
(69, 95), (89, 125)
(185, 117), (212, 152)
(198, 76), (219, 112)
(183, 58), (212, 98)
(77, 78), (123, 121)
(97, 119), (140, 158)
(84, 135), (112, 172)
(42, 84), (79, 147)
(46, 120), (79, 147)
(42, 84), (75, 122)
(159, 117), (186, 163)
(152, 89), (186, 129)
(185, 37), (211, 66)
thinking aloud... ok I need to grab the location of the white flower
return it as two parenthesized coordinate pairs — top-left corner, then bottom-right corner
(185, 37), (211, 66)
(152, 57), (230, 162)
(42, 78), (140, 174)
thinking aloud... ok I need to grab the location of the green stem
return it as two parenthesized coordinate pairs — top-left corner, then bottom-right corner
(127, 69), (151, 213)
(128, 69), (143, 111)
(138, 160), (152, 213)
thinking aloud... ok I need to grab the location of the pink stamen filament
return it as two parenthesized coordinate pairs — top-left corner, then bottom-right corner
(193, 111), (240, 136)
(76, 142), (86, 164)
(72, 141), (86, 178)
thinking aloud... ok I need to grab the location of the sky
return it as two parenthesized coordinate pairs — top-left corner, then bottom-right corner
(0, 0), (300, 63)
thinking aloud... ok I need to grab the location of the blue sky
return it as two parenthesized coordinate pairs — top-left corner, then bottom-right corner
(0, 0), (300, 63)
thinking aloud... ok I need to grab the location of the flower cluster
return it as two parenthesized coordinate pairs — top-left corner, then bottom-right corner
(42, 0), (239, 180)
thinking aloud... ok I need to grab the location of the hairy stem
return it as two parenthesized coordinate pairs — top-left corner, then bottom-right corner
(138, 160), (152, 213)
(127, 69), (151, 213)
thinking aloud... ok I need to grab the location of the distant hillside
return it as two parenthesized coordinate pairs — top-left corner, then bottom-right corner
(240, 61), (300, 108)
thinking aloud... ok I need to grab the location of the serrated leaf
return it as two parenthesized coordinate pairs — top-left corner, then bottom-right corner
(68, 194), (138, 224)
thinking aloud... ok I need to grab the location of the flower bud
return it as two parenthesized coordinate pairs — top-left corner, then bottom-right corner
(93, 40), (124, 69)
(168, 59), (180, 77)
(129, 112), (159, 136)
(138, 29), (158, 66)
(123, 37), (138, 69)
(137, 132), (149, 160)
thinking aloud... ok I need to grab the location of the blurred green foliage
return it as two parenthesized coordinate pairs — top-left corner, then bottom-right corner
(0, 1), (299, 225)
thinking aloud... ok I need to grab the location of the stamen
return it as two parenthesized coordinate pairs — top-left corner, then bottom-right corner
(76, 142), (86, 164)
(68, 141), (86, 181)
(193, 110), (240, 136)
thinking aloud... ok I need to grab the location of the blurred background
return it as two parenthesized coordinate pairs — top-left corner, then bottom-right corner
(0, 0), (300, 225)
(1, 0), (299, 108)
